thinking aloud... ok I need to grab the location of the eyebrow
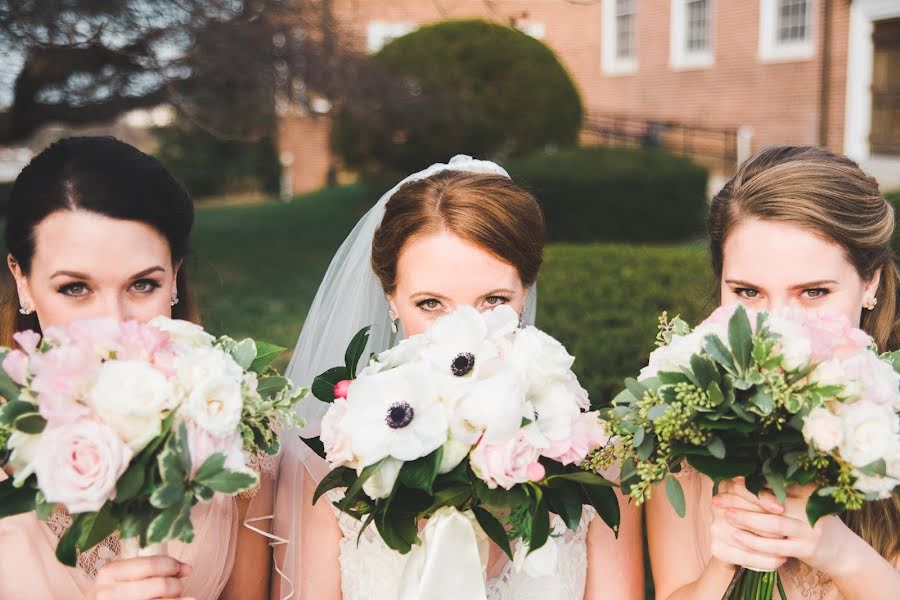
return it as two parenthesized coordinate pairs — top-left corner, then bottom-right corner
(725, 279), (839, 290)
(410, 291), (450, 301)
(50, 266), (166, 280)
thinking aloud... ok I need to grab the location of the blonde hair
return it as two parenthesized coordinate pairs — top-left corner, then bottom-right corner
(709, 145), (900, 561)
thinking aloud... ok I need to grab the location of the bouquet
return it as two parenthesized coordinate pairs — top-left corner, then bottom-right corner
(588, 304), (900, 599)
(0, 317), (306, 565)
(307, 306), (618, 590)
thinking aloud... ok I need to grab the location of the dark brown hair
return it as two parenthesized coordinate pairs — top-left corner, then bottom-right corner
(2, 136), (198, 346)
(371, 170), (545, 294)
(709, 145), (900, 561)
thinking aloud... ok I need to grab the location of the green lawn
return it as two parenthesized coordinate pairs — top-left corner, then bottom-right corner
(191, 185), (712, 403)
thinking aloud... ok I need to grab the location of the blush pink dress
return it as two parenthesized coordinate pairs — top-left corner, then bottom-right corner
(0, 454), (276, 600)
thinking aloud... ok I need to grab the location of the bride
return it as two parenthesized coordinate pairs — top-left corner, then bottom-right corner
(270, 156), (645, 599)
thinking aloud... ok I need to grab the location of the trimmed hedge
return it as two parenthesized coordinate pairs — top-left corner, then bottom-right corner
(333, 19), (583, 173)
(506, 147), (708, 243)
(538, 243), (712, 405)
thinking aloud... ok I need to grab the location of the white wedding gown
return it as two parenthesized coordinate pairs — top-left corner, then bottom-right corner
(328, 490), (596, 600)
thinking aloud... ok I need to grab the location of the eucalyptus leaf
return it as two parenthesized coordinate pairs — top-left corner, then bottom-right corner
(666, 476), (686, 518)
(0, 400), (36, 426)
(12, 412), (45, 434)
(231, 338), (258, 370)
(706, 437), (726, 459)
(624, 378), (647, 402)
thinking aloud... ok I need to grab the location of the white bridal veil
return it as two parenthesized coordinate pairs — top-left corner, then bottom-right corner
(271, 155), (538, 598)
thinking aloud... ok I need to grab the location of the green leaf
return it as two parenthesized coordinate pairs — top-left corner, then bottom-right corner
(473, 476), (530, 509)
(115, 461), (147, 503)
(428, 484), (471, 512)
(632, 426), (645, 449)
(0, 477), (35, 518)
(858, 459), (887, 477)
(313, 466), (354, 505)
(34, 491), (52, 520)
(256, 376), (291, 399)
(196, 468), (258, 494)
(398, 447), (443, 495)
(249, 341), (287, 373)
(473, 506), (513, 560)
(580, 483), (620, 535)
(624, 378), (647, 402)
(686, 455), (755, 481)
(150, 483), (187, 509)
(343, 458), (388, 505)
(13, 412), (46, 434)
(806, 490), (840, 526)
(544, 471), (615, 487)
(636, 434), (655, 461)
(193, 452), (226, 482)
(707, 380), (725, 406)
(375, 488), (421, 554)
(77, 503), (119, 552)
(690, 354), (719, 389)
(231, 338), (258, 370)
(666, 476), (686, 518)
(528, 494), (550, 554)
(703, 334), (736, 374)
(728, 305), (753, 372)
(881, 349), (900, 374)
(749, 391), (775, 416)
(302, 436), (327, 460)
(647, 404), (668, 421)
(148, 495), (194, 544)
(344, 327), (372, 379)
(706, 437), (726, 459)
(311, 366), (352, 403)
(545, 480), (583, 531)
(0, 400), (35, 425)
(0, 352), (21, 402)
(55, 513), (88, 566)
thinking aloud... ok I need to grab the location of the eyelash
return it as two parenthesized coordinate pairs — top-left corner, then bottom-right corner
(732, 288), (831, 300)
(56, 279), (162, 297)
(414, 295), (512, 313)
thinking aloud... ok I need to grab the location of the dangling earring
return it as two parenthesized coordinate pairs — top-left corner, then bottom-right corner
(864, 296), (878, 311)
(18, 300), (32, 316)
(171, 290), (180, 307)
(389, 308), (398, 334)
(518, 309), (526, 328)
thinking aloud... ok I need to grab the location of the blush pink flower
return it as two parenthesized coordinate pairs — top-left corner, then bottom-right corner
(2, 350), (28, 386)
(47, 318), (124, 359)
(29, 346), (99, 424)
(185, 419), (246, 475)
(33, 419), (133, 514)
(470, 430), (542, 490)
(541, 412), (608, 466)
(117, 320), (172, 362)
(803, 311), (872, 362)
(13, 330), (41, 355)
(333, 379), (351, 400)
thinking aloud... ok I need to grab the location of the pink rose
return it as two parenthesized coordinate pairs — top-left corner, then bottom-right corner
(33, 419), (133, 514)
(470, 431), (542, 490)
(30, 346), (99, 425)
(117, 320), (172, 362)
(45, 318), (124, 359)
(185, 419), (246, 475)
(13, 330), (41, 355)
(320, 398), (357, 467)
(804, 311), (872, 362)
(2, 350), (28, 386)
(541, 412), (608, 466)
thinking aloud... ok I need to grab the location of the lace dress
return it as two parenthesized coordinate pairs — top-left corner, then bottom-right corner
(0, 452), (277, 600)
(328, 489), (596, 600)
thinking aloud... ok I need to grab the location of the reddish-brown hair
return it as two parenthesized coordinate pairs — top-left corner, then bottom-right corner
(371, 170), (545, 294)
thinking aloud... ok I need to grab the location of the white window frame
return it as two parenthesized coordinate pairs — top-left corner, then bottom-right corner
(670, 0), (714, 70)
(759, 0), (816, 62)
(366, 21), (415, 54)
(602, 0), (638, 75)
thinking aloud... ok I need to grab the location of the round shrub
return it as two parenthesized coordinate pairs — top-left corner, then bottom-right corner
(332, 19), (583, 173)
(506, 146), (709, 243)
(538, 243), (713, 405)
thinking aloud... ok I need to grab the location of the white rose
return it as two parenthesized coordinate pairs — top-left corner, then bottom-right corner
(811, 359), (856, 396)
(176, 347), (244, 392)
(181, 377), (244, 437)
(8, 430), (41, 485)
(88, 360), (175, 452)
(768, 315), (813, 371)
(639, 331), (705, 381)
(513, 537), (558, 578)
(841, 352), (900, 410)
(506, 327), (575, 388)
(838, 402), (900, 467)
(853, 472), (900, 499)
(362, 457), (403, 499)
(148, 316), (215, 349)
(437, 438), (472, 474)
(802, 407), (844, 452)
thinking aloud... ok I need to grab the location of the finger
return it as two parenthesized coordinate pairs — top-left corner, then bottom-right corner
(711, 540), (786, 572)
(100, 557), (187, 583)
(712, 493), (772, 514)
(725, 509), (808, 539)
(754, 489), (785, 513)
(107, 577), (184, 600)
(732, 529), (805, 558)
(717, 479), (784, 514)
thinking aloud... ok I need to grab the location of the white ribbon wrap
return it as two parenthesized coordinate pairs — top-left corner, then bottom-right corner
(398, 507), (490, 600)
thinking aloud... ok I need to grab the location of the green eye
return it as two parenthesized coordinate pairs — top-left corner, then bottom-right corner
(417, 298), (442, 311)
(58, 283), (88, 297)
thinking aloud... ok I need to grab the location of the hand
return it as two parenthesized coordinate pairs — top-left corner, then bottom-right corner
(721, 483), (854, 576)
(708, 477), (788, 572)
(88, 556), (195, 600)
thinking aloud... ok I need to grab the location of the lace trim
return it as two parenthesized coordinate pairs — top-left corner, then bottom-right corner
(238, 450), (279, 499)
(46, 510), (121, 578)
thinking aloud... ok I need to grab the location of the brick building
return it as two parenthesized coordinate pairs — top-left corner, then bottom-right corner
(277, 0), (900, 195)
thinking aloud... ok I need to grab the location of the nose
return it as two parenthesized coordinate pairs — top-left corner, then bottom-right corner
(100, 293), (128, 322)
(763, 294), (799, 313)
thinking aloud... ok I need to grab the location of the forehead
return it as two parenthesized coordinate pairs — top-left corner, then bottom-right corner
(31, 210), (171, 273)
(395, 230), (520, 295)
(723, 218), (856, 283)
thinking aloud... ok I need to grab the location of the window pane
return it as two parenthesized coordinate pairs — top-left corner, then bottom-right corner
(685, 0), (710, 52)
(777, 0), (809, 43)
(615, 0), (636, 59)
